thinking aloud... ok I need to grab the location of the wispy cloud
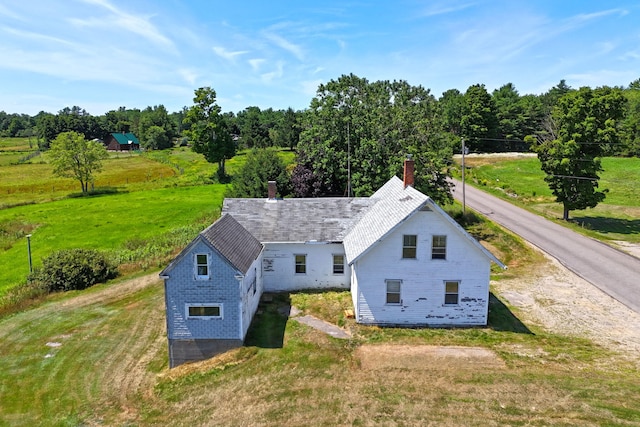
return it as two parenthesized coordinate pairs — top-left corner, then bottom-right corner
(178, 68), (199, 86)
(213, 46), (249, 62)
(619, 50), (640, 61)
(301, 78), (323, 96)
(2, 26), (75, 47)
(565, 69), (637, 88)
(73, 0), (175, 50)
(0, 4), (24, 21)
(249, 58), (266, 71)
(420, 2), (476, 17)
(262, 32), (304, 61)
(569, 8), (628, 23)
(261, 61), (284, 83)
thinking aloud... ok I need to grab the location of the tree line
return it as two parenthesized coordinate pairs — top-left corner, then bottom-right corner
(4, 75), (640, 219)
(0, 104), (303, 153)
(4, 77), (639, 157)
(181, 76), (636, 220)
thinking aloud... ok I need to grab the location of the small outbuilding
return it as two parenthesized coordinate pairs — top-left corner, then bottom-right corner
(105, 132), (140, 151)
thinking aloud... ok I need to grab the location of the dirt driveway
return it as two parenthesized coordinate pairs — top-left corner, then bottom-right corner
(496, 249), (640, 361)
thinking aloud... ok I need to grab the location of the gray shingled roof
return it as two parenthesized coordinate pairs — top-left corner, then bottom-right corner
(201, 214), (263, 273)
(221, 176), (504, 270)
(222, 196), (376, 242)
(343, 176), (428, 264)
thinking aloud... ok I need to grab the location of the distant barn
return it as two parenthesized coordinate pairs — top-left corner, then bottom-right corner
(105, 132), (140, 151)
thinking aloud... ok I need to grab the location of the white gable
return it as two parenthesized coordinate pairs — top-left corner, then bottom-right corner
(343, 177), (427, 264)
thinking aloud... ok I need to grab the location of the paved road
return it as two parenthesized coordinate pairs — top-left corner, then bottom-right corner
(451, 179), (640, 314)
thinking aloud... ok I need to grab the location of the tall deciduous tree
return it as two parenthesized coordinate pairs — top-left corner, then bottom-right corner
(138, 105), (176, 149)
(183, 87), (235, 179)
(294, 74), (454, 203)
(228, 149), (291, 198)
(143, 125), (170, 150)
(620, 80), (640, 156)
(534, 86), (625, 220)
(48, 131), (108, 193)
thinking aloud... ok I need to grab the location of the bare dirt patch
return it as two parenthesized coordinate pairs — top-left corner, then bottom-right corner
(612, 240), (640, 259)
(496, 248), (640, 362)
(356, 345), (505, 370)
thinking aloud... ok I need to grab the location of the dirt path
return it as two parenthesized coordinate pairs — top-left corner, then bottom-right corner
(59, 272), (161, 310)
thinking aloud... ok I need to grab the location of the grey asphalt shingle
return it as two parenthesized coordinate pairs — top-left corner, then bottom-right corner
(222, 196), (376, 242)
(201, 214), (263, 273)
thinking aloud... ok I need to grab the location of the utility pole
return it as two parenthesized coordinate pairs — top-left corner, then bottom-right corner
(347, 121), (352, 198)
(26, 234), (33, 274)
(461, 139), (466, 216)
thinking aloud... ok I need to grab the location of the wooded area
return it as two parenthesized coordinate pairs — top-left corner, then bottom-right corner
(3, 77), (638, 155)
(2, 76), (639, 211)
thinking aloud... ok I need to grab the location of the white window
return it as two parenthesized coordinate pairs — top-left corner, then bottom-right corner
(195, 253), (210, 279)
(186, 303), (223, 319)
(444, 281), (459, 305)
(386, 280), (401, 305)
(403, 235), (417, 259)
(295, 254), (306, 274)
(432, 235), (447, 260)
(333, 254), (345, 274)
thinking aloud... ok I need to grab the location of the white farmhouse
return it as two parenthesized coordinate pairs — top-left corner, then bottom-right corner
(161, 158), (505, 367)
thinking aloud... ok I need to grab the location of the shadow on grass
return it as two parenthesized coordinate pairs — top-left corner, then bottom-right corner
(571, 216), (640, 236)
(67, 187), (127, 198)
(487, 292), (533, 334)
(244, 292), (291, 349)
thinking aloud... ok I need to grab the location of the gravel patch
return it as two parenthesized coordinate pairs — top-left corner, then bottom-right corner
(495, 250), (640, 361)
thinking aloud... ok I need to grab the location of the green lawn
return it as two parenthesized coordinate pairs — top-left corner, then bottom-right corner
(0, 140), (639, 425)
(0, 143), (296, 296)
(0, 266), (638, 425)
(461, 156), (640, 243)
(0, 185), (225, 294)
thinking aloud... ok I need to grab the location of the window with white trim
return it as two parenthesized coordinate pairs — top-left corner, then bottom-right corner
(195, 253), (209, 279)
(186, 303), (223, 319)
(402, 235), (417, 259)
(386, 280), (401, 305)
(333, 254), (345, 274)
(432, 235), (447, 260)
(444, 281), (459, 305)
(295, 254), (306, 274)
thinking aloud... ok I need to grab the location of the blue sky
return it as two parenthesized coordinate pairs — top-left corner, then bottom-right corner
(1, 0), (639, 115)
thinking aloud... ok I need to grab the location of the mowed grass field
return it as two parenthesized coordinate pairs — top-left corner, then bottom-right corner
(0, 143), (293, 295)
(1, 259), (639, 425)
(1, 138), (639, 425)
(459, 155), (640, 243)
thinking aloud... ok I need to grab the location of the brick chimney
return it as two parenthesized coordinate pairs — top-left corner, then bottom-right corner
(403, 155), (415, 188)
(267, 180), (277, 200)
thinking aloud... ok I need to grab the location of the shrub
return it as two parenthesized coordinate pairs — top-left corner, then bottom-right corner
(29, 249), (117, 292)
